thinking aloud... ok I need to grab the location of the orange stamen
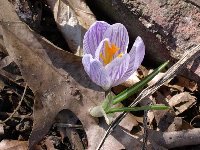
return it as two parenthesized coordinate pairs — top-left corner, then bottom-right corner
(100, 41), (122, 65)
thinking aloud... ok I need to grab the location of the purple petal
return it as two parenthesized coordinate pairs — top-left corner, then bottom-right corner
(103, 23), (129, 55)
(116, 36), (145, 84)
(82, 55), (111, 90)
(127, 36), (145, 72)
(82, 54), (93, 73)
(105, 54), (130, 87)
(83, 21), (110, 57)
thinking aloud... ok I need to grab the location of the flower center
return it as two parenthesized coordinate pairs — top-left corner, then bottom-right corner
(100, 41), (122, 65)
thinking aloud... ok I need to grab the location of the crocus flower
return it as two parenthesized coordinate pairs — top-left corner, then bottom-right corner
(82, 21), (145, 90)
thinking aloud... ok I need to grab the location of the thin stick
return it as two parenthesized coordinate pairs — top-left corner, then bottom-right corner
(0, 83), (28, 124)
(148, 128), (200, 148)
(142, 110), (148, 150)
(54, 123), (83, 129)
(96, 45), (200, 150)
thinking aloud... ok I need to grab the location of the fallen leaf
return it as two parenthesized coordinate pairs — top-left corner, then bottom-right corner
(44, 136), (59, 150)
(167, 117), (193, 132)
(122, 71), (140, 87)
(46, 0), (96, 55)
(168, 92), (196, 115)
(168, 84), (184, 92)
(147, 111), (154, 126)
(153, 109), (175, 132)
(148, 70), (165, 86)
(176, 76), (198, 92)
(0, 140), (28, 150)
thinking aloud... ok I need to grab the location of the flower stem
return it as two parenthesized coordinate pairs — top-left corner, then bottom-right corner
(102, 90), (113, 111)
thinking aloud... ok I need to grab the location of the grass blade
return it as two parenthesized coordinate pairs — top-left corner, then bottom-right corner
(112, 61), (169, 105)
(106, 105), (169, 114)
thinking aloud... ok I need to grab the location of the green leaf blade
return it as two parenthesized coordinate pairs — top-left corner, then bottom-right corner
(106, 105), (170, 114)
(112, 60), (169, 105)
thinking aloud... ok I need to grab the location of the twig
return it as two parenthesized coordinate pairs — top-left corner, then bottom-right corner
(65, 127), (85, 150)
(96, 45), (200, 150)
(0, 112), (33, 119)
(0, 83), (28, 124)
(148, 128), (200, 148)
(142, 110), (148, 150)
(54, 122), (83, 129)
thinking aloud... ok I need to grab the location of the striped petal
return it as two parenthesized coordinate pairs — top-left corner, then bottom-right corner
(117, 36), (145, 84)
(105, 54), (130, 87)
(82, 54), (111, 90)
(82, 54), (93, 74)
(83, 21), (110, 57)
(103, 23), (129, 55)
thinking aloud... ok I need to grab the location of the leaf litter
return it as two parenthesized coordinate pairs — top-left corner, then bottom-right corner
(1, 19), (143, 149)
(0, 0), (200, 150)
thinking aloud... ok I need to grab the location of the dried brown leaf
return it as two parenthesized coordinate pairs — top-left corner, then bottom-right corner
(122, 72), (140, 87)
(176, 76), (198, 92)
(44, 136), (58, 150)
(153, 109), (175, 131)
(169, 92), (196, 115)
(147, 111), (154, 126)
(167, 117), (193, 132)
(46, 0), (96, 55)
(148, 71), (165, 86)
(119, 113), (139, 131)
(0, 140), (28, 150)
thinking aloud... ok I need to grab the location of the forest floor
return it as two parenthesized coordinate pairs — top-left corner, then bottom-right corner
(0, 0), (200, 150)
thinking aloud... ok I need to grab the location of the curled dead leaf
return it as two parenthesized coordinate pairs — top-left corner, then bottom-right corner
(168, 92), (196, 115)
(46, 0), (96, 55)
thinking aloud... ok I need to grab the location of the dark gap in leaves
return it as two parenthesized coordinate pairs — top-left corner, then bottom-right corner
(39, 123), (73, 150)
(0, 52), (8, 60)
(130, 125), (142, 135)
(38, 0), (71, 51)
(170, 144), (200, 150)
(3, 62), (21, 76)
(52, 109), (88, 149)
(3, 117), (21, 140)
(0, 73), (33, 97)
(178, 105), (199, 123)
(86, 0), (115, 23)
(0, 90), (13, 112)
(15, 118), (33, 140)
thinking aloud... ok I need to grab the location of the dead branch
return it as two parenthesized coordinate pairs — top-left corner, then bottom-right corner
(148, 128), (200, 148)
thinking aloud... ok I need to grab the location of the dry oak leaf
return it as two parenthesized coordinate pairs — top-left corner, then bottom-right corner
(0, 140), (28, 150)
(1, 22), (142, 150)
(168, 92), (196, 115)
